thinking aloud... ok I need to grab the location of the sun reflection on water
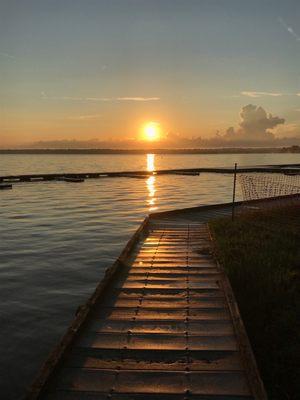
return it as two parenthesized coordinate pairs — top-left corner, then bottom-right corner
(146, 154), (157, 211)
(147, 153), (155, 172)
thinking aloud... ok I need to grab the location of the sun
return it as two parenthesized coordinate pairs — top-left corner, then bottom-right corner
(143, 122), (160, 141)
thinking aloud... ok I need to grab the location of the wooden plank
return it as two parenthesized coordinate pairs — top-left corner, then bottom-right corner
(46, 368), (252, 396)
(0, 183), (12, 190)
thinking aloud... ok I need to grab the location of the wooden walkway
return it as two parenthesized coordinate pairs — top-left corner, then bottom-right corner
(27, 204), (266, 399)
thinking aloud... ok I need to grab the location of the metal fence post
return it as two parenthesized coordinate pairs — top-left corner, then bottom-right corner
(232, 163), (237, 221)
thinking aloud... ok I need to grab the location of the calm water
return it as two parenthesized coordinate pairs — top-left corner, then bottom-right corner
(0, 153), (299, 399)
(1, 152), (299, 175)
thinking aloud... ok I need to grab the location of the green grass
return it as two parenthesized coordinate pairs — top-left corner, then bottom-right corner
(209, 204), (300, 400)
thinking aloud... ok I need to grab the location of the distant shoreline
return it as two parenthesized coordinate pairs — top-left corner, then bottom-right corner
(0, 146), (299, 155)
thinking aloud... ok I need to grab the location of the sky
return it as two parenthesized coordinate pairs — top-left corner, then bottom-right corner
(1, 0), (300, 147)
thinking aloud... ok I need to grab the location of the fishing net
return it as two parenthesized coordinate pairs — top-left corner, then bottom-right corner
(238, 173), (300, 201)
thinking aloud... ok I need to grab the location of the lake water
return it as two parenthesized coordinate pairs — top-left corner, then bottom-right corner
(0, 153), (299, 399)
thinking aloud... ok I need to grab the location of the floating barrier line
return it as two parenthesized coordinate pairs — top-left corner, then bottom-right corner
(1, 165), (300, 184)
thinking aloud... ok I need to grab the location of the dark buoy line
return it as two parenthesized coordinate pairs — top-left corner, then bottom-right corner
(59, 177), (85, 183)
(1, 164), (300, 185)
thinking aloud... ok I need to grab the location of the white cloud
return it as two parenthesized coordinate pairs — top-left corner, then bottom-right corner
(224, 104), (285, 141)
(241, 91), (283, 98)
(116, 97), (160, 101)
(241, 91), (300, 98)
(279, 18), (300, 41)
(41, 92), (160, 102)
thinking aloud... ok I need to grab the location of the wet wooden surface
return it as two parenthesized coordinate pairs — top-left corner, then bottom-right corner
(29, 203), (267, 399)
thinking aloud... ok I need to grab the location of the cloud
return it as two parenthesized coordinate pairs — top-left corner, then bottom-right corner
(279, 18), (300, 41)
(273, 123), (300, 138)
(242, 91), (300, 98)
(41, 92), (83, 101)
(68, 114), (102, 120)
(116, 97), (160, 101)
(41, 92), (159, 102)
(7, 104), (299, 149)
(85, 97), (110, 101)
(0, 51), (16, 59)
(224, 104), (285, 141)
(241, 91), (283, 98)
(84, 96), (160, 102)
(21, 132), (300, 150)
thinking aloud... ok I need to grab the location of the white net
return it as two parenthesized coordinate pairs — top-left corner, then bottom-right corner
(238, 173), (300, 201)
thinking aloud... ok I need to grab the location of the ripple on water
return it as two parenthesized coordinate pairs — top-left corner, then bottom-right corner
(1, 153), (298, 399)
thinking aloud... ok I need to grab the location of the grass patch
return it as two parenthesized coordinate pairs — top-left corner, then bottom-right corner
(209, 204), (300, 400)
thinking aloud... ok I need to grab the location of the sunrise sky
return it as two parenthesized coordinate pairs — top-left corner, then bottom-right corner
(1, 0), (300, 147)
